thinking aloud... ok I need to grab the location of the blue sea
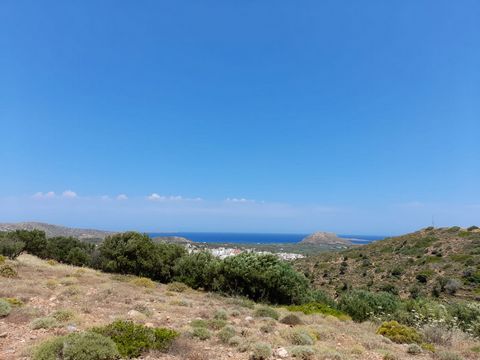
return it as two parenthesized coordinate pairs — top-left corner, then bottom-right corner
(148, 232), (386, 245)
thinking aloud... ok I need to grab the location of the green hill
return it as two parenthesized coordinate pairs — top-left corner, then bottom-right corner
(296, 226), (480, 301)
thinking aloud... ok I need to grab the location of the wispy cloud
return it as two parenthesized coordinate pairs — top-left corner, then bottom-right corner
(116, 194), (128, 200)
(147, 193), (202, 202)
(225, 197), (255, 203)
(32, 191), (56, 199)
(62, 190), (78, 198)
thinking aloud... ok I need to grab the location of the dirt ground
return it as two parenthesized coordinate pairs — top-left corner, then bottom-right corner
(1, 255), (478, 360)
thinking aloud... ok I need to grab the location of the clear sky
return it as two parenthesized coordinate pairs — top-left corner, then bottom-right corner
(0, 1), (479, 234)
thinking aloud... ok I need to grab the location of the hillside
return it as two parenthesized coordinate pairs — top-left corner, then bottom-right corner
(1, 254), (479, 360)
(300, 232), (351, 246)
(0, 222), (114, 241)
(296, 226), (480, 300)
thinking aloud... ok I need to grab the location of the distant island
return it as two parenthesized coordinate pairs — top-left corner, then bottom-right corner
(300, 231), (352, 245)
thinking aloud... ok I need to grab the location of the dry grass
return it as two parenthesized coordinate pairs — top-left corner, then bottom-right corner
(0, 254), (478, 360)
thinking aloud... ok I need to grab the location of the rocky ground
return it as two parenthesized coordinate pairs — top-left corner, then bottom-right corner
(0, 255), (478, 360)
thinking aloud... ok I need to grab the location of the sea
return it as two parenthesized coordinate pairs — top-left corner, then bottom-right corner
(148, 232), (386, 245)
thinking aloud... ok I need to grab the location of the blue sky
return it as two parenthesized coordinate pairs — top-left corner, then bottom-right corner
(0, 1), (479, 234)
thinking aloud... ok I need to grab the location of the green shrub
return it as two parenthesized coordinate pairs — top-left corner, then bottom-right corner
(249, 342), (272, 360)
(0, 236), (25, 259)
(31, 317), (59, 329)
(52, 309), (75, 322)
(339, 290), (400, 322)
(434, 351), (464, 360)
(0, 254), (5, 264)
(0, 264), (18, 278)
(219, 252), (311, 304)
(284, 329), (315, 345)
(376, 321), (422, 344)
(92, 320), (178, 358)
(2, 297), (24, 307)
(286, 302), (350, 320)
(207, 318), (227, 330)
(218, 325), (236, 343)
(62, 332), (119, 360)
(254, 306), (279, 320)
(214, 308), (228, 320)
(0, 299), (12, 317)
(290, 345), (316, 359)
(129, 277), (156, 288)
(280, 314), (303, 325)
(166, 281), (188, 292)
(228, 335), (242, 346)
(407, 343), (422, 355)
(190, 319), (208, 328)
(32, 332), (119, 360)
(192, 327), (211, 340)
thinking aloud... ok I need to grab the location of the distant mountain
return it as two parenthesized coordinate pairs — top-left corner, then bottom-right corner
(296, 226), (480, 300)
(300, 231), (352, 245)
(0, 222), (115, 240)
(152, 235), (192, 244)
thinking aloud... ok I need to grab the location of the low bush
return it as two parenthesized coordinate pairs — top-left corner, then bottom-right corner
(1, 297), (23, 307)
(214, 309), (228, 320)
(434, 351), (464, 360)
(254, 306), (279, 320)
(129, 277), (156, 288)
(422, 325), (452, 345)
(0, 254), (5, 264)
(339, 290), (400, 322)
(376, 321), (422, 344)
(92, 320), (178, 358)
(0, 264), (18, 278)
(218, 325), (236, 343)
(290, 345), (316, 359)
(32, 332), (119, 360)
(283, 328), (315, 345)
(407, 343), (422, 355)
(286, 302), (350, 320)
(280, 314), (303, 325)
(0, 299), (12, 317)
(192, 327), (211, 340)
(228, 335), (242, 346)
(52, 309), (75, 322)
(207, 318), (227, 330)
(190, 319), (208, 328)
(167, 281), (188, 292)
(249, 342), (272, 360)
(31, 317), (59, 330)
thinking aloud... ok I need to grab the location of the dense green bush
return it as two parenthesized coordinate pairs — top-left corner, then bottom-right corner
(0, 263), (17, 277)
(32, 332), (119, 360)
(339, 290), (400, 322)
(219, 252), (311, 304)
(377, 321), (422, 344)
(92, 320), (178, 358)
(173, 251), (221, 291)
(0, 235), (25, 259)
(280, 314), (304, 325)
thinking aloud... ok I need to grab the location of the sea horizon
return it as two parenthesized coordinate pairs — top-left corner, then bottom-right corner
(148, 232), (386, 245)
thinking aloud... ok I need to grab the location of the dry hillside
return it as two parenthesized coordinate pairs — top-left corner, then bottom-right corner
(1, 255), (479, 360)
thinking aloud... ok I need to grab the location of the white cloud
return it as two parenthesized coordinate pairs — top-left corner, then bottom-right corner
(147, 193), (162, 201)
(147, 193), (202, 202)
(117, 194), (128, 200)
(62, 190), (78, 198)
(32, 191), (56, 199)
(225, 197), (255, 203)
(100, 195), (111, 200)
